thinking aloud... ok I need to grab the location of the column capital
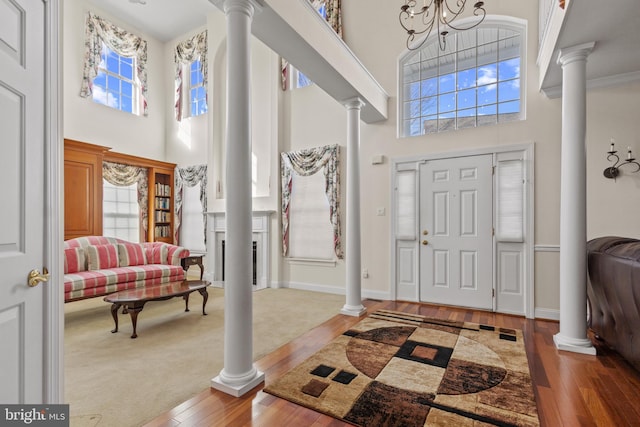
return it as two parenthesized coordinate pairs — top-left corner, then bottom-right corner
(342, 97), (365, 111)
(214, 0), (263, 17)
(557, 42), (596, 67)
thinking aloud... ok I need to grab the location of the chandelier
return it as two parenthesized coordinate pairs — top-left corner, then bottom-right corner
(399, 0), (487, 51)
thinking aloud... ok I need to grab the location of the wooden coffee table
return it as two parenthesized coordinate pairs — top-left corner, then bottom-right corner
(104, 280), (211, 338)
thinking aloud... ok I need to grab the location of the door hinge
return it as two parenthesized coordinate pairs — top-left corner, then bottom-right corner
(492, 227), (495, 236)
(492, 165), (495, 175)
(492, 289), (495, 298)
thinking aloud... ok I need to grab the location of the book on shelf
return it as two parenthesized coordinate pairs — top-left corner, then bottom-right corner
(155, 182), (171, 197)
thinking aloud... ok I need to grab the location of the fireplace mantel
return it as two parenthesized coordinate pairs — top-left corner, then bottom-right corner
(207, 211), (275, 289)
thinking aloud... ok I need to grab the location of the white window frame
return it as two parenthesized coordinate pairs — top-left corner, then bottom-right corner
(397, 16), (527, 138)
(92, 41), (141, 115)
(187, 57), (207, 118)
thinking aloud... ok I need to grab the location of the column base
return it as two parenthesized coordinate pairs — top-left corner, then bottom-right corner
(211, 369), (265, 397)
(340, 304), (367, 317)
(553, 333), (596, 355)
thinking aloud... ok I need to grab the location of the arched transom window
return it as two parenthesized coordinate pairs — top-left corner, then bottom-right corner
(399, 18), (526, 137)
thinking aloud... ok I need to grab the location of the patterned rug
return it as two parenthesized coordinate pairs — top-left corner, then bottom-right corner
(264, 310), (539, 426)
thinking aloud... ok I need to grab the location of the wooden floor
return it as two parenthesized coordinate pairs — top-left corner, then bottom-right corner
(145, 299), (640, 427)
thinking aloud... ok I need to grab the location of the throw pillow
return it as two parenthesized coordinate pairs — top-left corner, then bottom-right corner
(86, 244), (119, 270)
(64, 247), (86, 274)
(117, 243), (147, 267)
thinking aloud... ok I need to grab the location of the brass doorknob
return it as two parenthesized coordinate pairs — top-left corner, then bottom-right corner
(28, 268), (49, 287)
(423, 230), (429, 235)
(422, 240), (429, 245)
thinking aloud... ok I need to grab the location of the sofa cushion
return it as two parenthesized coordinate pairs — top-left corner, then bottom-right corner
(64, 247), (87, 274)
(86, 244), (120, 270)
(144, 243), (169, 265)
(64, 264), (186, 295)
(118, 243), (147, 267)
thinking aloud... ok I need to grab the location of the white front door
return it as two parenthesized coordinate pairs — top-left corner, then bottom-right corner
(419, 155), (493, 310)
(0, 0), (53, 403)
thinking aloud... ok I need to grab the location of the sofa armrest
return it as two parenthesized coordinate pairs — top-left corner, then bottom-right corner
(168, 245), (190, 266)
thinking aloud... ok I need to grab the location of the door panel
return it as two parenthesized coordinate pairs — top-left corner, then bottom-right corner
(419, 155), (493, 310)
(0, 0), (46, 403)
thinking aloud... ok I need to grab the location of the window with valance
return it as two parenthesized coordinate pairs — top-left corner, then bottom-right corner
(80, 12), (149, 116)
(281, 144), (342, 259)
(174, 31), (208, 121)
(175, 165), (208, 247)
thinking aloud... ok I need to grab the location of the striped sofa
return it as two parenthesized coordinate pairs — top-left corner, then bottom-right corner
(63, 236), (190, 302)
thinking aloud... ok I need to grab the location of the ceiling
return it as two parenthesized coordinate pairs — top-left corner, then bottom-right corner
(87, 0), (215, 42)
(90, 0), (640, 98)
(540, 0), (640, 96)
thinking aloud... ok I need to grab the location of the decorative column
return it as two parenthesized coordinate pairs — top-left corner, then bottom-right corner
(341, 98), (367, 317)
(211, 0), (265, 396)
(554, 42), (596, 356)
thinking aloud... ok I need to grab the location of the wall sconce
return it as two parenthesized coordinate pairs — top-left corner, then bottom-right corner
(604, 139), (640, 179)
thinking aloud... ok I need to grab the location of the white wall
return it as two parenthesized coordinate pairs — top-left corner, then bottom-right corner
(63, 0), (167, 160)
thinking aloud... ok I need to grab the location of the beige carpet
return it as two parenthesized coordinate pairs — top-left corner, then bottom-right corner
(265, 309), (539, 427)
(64, 287), (345, 427)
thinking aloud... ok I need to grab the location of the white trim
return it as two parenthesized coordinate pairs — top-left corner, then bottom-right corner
(283, 281), (391, 301)
(541, 70), (640, 99)
(287, 258), (337, 267)
(535, 308), (560, 321)
(44, 0), (64, 404)
(390, 142), (535, 318)
(535, 244), (560, 252)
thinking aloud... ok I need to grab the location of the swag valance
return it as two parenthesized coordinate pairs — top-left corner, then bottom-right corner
(281, 144), (342, 258)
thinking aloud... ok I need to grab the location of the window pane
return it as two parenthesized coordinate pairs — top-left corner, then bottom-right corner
(103, 180), (140, 243)
(396, 170), (416, 238)
(457, 108), (477, 129)
(423, 116), (437, 134)
(499, 58), (520, 80)
(405, 118), (422, 137)
(404, 82), (421, 101)
(498, 80), (520, 102)
(421, 97), (437, 116)
(478, 104), (497, 126)
(438, 113), (455, 132)
(107, 75), (120, 92)
(106, 55), (119, 73)
(457, 68), (476, 90)
(421, 78), (437, 98)
(497, 159), (523, 241)
(438, 93), (455, 113)
(478, 83), (497, 106)
(477, 41), (498, 66)
(477, 63), (497, 86)
(404, 100), (421, 119)
(121, 81), (133, 97)
(404, 62), (421, 83)
(121, 62), (133, 80)
(93, 72), (107, 89)
(498, 100), (520, 115)
(457, 88), (476, 110)
(457, 48), (477, 73)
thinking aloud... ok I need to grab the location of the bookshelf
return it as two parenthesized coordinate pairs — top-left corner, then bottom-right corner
(149, 167), (175, 243)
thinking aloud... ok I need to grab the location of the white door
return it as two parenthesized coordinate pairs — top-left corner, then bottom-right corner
(419, 155), (493, 310)
(0, 0), (51, 403)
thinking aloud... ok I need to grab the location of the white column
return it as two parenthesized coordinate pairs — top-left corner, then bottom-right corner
(341, 98), (367, 317)
(211, 0), (265, 396)
(553, 42), (596, 356)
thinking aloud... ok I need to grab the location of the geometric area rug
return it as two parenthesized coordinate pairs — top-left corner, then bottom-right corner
(264, 310), (540, 426)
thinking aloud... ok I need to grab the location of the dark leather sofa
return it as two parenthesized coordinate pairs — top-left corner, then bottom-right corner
(587, 236), (640, 372)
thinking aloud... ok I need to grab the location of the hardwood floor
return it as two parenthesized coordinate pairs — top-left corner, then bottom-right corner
(145, 299), (640, 427)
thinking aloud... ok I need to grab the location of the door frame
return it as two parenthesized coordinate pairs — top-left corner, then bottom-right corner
(390, 142), (535, 318)
(44, 0), (64, 403)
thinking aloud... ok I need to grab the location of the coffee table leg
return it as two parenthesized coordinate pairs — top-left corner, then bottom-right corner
(110, 303), (121, 333)
(128, 304), (145, 339)
(198, 288), (209, 315)
(183, 294), (190, 312)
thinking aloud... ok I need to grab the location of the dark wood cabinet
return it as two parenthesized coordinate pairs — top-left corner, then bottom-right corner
(64, 139), (109, 240)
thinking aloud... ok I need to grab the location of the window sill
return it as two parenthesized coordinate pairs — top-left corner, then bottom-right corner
(287, 257), (337, 267)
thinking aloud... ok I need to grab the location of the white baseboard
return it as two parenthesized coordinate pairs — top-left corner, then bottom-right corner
(535, 307), (560, 321)
(278, 281), (391, 301)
